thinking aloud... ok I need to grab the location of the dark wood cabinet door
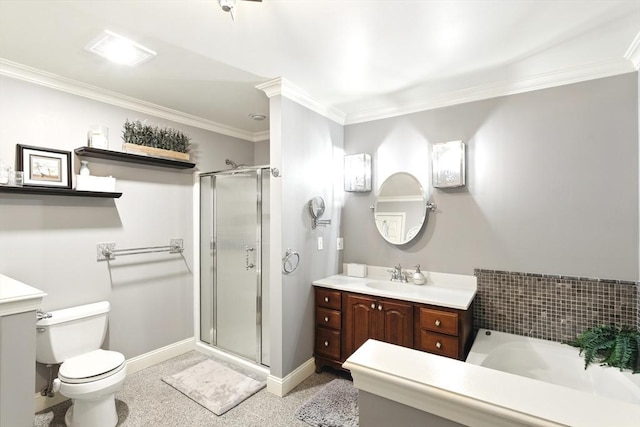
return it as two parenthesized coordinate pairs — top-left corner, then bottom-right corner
(315, 327), (342, 360)
(344, 293), (378, 357)
(380, 299), (413, 348)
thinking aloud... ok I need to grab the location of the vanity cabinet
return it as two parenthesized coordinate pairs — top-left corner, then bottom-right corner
(343, 293), (413, 358)
(414, 305), (473, 360)
(314, 285), (474, 373)
(314, 288), (343, 371)
(0, 275), (46, 427)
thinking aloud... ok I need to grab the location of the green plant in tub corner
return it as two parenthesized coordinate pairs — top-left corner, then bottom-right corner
(122, 119), (190, 154)
(568, 325), (640, 373)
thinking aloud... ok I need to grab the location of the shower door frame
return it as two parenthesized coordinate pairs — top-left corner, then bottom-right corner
(200, 165), (269, 366)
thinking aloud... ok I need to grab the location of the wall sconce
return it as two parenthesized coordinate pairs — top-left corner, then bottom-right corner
(432, 140), (466, 188)
(344, 153), (371, 192)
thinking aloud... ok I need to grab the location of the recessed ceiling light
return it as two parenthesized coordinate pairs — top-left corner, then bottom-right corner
(85, 30), (156, 66)
(249, 113), (267, 121)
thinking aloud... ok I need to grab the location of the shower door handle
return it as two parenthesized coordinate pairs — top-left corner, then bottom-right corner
(245, 246), (256, 270)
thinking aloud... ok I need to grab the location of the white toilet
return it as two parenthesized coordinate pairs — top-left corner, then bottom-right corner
(36, 301), (127, 427)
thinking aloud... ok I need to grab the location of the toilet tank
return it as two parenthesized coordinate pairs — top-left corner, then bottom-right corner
(35, 301), (110, 364)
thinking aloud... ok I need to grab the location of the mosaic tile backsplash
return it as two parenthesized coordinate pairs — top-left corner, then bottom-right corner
(473, 269), (638, 343)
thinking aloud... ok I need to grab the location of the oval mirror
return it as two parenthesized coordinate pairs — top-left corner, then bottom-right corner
(374, 172), (426, 245)
(309, 196), (326, 219)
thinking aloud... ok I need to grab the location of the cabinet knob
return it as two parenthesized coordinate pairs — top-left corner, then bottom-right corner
(435, 341), (442, 349)
(324, 297), (329, 303)
(324, 341), (329, 347)
(371, 303), (376, 309)
(377, 305), (383, 311)
(324, 316), (329, 322)
(435, 319), (441, 327)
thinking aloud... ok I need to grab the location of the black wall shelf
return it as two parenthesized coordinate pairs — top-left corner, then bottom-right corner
(0, 186), (122, 198)
(75, 147), (195, 169)
(2, 147), (194, 199)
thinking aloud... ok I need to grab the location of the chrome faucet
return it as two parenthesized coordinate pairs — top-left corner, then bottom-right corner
(36, 309), (52, 321)
(387, 264), (408, 283)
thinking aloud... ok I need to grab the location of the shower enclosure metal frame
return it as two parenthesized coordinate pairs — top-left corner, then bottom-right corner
(199, 165), (270, 366)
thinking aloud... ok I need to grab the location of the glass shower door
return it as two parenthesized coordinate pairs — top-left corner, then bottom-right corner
(215, 172), (260, 361)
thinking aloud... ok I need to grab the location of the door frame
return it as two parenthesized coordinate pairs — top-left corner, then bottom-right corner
(199, 166), (269, 365)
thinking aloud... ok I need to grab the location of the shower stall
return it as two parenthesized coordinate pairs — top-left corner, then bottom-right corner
(199, 166), (270, 367)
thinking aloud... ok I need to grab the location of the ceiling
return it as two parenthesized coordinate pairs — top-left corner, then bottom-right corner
(1, 1), (638, 142)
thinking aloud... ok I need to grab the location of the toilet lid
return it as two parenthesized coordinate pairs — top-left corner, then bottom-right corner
(59, 349), (125, 383)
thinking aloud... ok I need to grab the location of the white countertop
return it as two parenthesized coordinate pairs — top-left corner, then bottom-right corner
(344, 339), (640, 427)
(0, 274), (47, 316)
(312, 266), (476, 310)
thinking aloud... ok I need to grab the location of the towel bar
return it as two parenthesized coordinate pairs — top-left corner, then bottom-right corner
(97, 239), (183, 261)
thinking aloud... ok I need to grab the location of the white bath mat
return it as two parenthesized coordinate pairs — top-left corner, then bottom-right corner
(295, 378), (359, 427)
(162, 358), (265, 416)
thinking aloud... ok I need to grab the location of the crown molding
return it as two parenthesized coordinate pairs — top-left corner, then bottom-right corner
(624, 31), (640, 70)
(255, 77), (284, 98)
(256, 77), (347, 125)
(0, 58), (262, 142)
(252, 130), (270, 142)
(4, 57), (633, 140)
(344, 58), (636, 125)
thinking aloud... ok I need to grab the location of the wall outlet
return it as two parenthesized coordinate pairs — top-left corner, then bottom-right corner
(337, 237), (344, 250)
(317, 236), (323, 250)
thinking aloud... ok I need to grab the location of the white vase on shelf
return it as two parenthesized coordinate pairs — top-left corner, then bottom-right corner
(79, 161), (91, 176)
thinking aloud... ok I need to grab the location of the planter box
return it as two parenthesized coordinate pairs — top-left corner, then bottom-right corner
(123, 143), (190, 161)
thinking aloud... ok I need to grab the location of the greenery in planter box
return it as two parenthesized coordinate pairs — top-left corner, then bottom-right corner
(122, 120), (190, 153)
(568, 325), (640, 373)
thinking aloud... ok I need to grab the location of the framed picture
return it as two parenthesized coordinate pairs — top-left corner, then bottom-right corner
(16, 144), (72, 189)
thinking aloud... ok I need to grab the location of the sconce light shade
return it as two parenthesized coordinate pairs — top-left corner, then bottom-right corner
(432, 140), (466, 188)
(344, 153), (371, 192)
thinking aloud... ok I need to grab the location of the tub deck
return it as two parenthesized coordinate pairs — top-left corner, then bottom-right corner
(344, 338), (640, 427)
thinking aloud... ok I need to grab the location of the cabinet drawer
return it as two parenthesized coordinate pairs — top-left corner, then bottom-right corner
(418, 331), (459, 359)
(316, 288), (341, 310)
(419, 308), (458, 336)
(316, 307), (341, 330)
(315, 327), (341, 360)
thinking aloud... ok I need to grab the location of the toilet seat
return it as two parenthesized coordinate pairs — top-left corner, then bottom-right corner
(59, 349), (125, 384)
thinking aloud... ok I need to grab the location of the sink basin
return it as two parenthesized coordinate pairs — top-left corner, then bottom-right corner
(366, 281), (409, 291)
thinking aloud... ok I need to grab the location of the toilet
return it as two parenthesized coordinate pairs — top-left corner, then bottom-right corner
(35, 301), (126, 427)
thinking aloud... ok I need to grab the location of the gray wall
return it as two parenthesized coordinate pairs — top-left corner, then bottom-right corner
(194, 133), (255, 174)
(254, 139), (270, 166)
(343, 73), (639, 282)
(269, 96), (343, 377)
(0, 76), (255, 392)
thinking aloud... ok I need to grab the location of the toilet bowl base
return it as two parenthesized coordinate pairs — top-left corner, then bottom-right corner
(64, 394), (118, 427)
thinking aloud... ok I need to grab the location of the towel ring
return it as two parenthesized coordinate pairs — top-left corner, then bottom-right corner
(282, 249), (300, 274)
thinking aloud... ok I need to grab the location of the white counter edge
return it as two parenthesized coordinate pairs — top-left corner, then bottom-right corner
(0, 274), (47, 316)
(313, 273), (476, 310)
(343, 340), (640, 427)
(343, 264), (477, 289)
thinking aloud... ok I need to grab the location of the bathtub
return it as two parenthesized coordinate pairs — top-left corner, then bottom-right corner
(466, 329), (640, 406)
(346, 339), (640, 426)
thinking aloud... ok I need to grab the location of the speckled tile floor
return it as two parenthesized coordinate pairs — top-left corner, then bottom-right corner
(35, 351), (343, 427)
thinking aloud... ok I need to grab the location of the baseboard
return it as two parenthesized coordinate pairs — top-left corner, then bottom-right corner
(34, 392), (69, 413)
(126, 337), (195, 375)
(267, 358), (316, 397)
(35, 337), (195, 412)
(194, 341), (270, 378)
